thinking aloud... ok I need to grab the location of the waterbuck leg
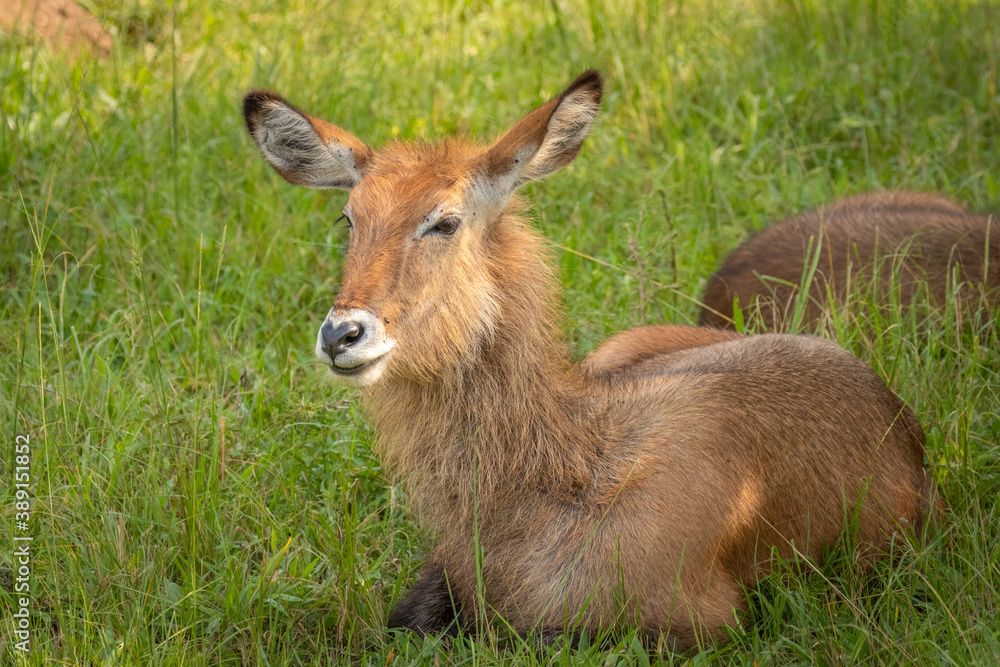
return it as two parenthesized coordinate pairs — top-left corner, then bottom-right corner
(387, 562), (465, 636)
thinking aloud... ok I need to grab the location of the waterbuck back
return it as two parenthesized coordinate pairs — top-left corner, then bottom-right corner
(700, 191), (999, 331)
(243, 73), (942, 653)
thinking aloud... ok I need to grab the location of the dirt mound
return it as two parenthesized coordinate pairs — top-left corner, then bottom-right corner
(0, 0), (112, 56)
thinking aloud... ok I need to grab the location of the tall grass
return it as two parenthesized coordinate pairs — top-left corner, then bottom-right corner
(1, 0), (998, 664)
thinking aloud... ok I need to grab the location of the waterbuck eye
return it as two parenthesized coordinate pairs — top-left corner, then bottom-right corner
(336, 213), (353, 229)
(431, 216), (460, 235)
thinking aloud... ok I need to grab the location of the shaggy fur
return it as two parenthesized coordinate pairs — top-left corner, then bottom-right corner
(244, 72), (942, 653)
(700, 191), (1000, 330)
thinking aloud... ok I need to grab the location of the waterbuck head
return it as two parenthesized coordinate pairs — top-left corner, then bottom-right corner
(244, 72), (603, 386)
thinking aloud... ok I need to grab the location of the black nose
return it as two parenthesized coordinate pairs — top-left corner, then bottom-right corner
(321, 320), (364, 360)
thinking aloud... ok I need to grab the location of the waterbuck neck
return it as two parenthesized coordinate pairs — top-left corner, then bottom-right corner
(363, 215), (598, 527)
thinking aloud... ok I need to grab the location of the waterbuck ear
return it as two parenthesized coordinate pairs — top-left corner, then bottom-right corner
(478, 70), (603, 193)
(243, 90), (373, 190)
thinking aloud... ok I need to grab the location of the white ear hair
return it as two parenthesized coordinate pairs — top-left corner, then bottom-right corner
(476, 70), (603, 197)
(517, 85), (601, 184)
(243, 91), (372, 190)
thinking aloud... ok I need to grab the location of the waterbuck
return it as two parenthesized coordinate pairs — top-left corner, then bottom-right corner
(700, 192), (999, 331)
(243, 72), (940, 652)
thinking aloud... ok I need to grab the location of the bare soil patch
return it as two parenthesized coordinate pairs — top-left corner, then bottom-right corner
(0, 0), (111, 55)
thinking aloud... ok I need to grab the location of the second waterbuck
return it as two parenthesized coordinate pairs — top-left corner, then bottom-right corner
(243, 72), (940, 652)
(700, 192), (999, 331)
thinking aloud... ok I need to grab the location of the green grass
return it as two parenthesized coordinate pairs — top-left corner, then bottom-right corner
(2, 0), (999, 664)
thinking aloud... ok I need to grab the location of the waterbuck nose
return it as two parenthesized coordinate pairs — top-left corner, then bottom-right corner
(321, 320), (364, 360)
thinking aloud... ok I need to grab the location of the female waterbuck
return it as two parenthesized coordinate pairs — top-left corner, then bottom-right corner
(243, 72), (940, 651)
(700, 192), (999, 331)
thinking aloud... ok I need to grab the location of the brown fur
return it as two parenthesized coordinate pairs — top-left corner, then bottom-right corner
(244, 73), (942, 652)
(583, 325), (745, 376)
(700, 192), (1000, 331)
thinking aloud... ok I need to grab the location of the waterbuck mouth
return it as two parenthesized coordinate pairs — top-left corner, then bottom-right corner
(328, 348), (393, 387)
(332, 353), (383, 376)
(315, 308), (396, 387)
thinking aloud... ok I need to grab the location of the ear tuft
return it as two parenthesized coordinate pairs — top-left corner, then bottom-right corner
(564, 70), (604, 107)
(243, 89), (290, 137)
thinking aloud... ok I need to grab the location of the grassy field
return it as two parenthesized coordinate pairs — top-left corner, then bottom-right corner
(2, 0), (999, 664)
